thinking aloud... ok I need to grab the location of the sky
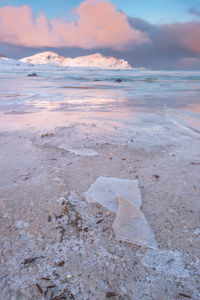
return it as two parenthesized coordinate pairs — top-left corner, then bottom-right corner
(0, 0), (200, 69)
(1, 0), (200, 23)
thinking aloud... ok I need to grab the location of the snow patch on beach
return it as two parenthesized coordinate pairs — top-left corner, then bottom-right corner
(141, 250), (189, 278)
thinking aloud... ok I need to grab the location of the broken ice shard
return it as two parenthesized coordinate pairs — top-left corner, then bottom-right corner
(112, 195), (158, 250)
(84, 176), (142, 213)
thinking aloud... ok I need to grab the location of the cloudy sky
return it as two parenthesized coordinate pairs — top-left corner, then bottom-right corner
(0, 0), (200, 69)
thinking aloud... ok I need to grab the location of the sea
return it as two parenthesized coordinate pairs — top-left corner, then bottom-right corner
(0, 66), (200, 134)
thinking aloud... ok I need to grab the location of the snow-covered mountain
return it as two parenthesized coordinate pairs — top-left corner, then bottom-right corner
(20, 51), (131, 69)
(0, 57), (24, 67)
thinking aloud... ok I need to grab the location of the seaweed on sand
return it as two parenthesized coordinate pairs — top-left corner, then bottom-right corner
(61, 196), (82, 232)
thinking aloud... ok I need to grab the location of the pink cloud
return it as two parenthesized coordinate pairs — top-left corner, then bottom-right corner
(0, 0), (149, 49)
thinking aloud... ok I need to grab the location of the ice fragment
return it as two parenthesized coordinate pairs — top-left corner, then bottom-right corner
(84, 176), (142, 213)
(112, 195), (158, 250)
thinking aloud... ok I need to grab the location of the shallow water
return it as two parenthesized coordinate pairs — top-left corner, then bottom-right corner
(0, 66), (200, 133)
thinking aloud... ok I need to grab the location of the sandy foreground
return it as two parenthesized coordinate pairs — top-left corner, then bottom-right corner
(0, 109), (200, 300)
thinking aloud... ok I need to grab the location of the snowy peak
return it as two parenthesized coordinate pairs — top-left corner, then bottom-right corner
(20, 51), (64, 65)
(20, 51), (131, 69)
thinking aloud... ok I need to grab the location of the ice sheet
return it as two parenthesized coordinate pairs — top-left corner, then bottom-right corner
(112, 195), (158, 250)
(58, 145), (98, 156)
(84, 176), (142, 212)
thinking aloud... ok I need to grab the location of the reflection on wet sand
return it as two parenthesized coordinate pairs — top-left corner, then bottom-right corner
(0, 109), (131, 131)
(187, 103), (200, 113)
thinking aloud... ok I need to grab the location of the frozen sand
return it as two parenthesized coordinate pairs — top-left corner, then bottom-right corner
(0, 67), (200, 299)
(0, 116), (200, 299)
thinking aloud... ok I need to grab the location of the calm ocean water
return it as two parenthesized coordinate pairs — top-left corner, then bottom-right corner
(0, 67), (200, 132)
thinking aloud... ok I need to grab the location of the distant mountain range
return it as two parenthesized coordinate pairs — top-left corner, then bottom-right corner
(0, 56), (24, 67)
(19, 51), (131, 69)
